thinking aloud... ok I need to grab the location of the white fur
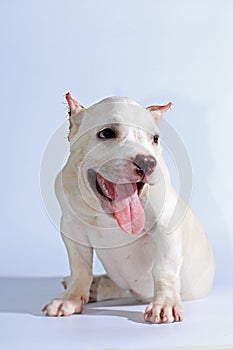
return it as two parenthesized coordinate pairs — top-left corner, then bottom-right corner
(42, 97), (214, 324)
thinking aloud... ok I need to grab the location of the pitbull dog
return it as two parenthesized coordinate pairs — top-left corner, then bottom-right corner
(42, 93), (214, 323)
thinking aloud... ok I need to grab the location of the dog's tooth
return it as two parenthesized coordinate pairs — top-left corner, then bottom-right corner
(97, 176), (112, 199)
(101, 183), (111, 199)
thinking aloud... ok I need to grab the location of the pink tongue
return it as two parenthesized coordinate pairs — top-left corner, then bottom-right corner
(97, 174), (145, 234)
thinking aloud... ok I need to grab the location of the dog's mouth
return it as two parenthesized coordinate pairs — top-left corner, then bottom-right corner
(88, 170), (146, 235)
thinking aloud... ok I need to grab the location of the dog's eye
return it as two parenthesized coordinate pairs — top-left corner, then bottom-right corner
(97, 128), (116, 139)
(153, 134), (159, 144)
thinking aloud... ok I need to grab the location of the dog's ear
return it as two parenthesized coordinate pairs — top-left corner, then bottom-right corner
(147, 102), (172, 124)
(65, 92), (84, 141)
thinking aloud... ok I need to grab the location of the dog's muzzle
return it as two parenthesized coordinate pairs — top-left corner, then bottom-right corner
(87, 154), (156, 236)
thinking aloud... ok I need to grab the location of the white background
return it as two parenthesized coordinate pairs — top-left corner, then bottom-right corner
(0, 1), (233, 349)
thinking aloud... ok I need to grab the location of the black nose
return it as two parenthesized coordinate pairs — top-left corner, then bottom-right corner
(133, 154), (157, 176)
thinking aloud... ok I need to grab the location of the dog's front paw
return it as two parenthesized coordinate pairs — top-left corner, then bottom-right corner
(144, 300), (183, 324)
(42, 296), (87, 317)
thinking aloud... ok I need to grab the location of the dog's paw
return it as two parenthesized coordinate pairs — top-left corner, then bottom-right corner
(42, 296), (87, 317)
(144, 301), (183, 324)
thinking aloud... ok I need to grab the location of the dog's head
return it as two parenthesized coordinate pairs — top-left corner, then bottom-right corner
(65, 93), (171, 235)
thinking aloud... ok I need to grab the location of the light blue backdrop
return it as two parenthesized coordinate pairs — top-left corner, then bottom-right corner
(0, 0), (232, 285)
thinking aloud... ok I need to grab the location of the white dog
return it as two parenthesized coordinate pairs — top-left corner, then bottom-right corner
(42, 93), (214, 324)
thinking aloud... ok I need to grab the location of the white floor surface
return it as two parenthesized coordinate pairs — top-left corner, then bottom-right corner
(0, 277), (232, 350)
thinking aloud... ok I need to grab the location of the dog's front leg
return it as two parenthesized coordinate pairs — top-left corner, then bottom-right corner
(144, 227), (183, 324)
(42, 233), (93, 317)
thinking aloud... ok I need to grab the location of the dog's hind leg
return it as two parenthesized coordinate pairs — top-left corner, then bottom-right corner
(90, 274), (132, 302)
(62, 274), (132, 302)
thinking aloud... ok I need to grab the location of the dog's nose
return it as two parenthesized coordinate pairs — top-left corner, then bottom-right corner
(133, 155), (157, 176)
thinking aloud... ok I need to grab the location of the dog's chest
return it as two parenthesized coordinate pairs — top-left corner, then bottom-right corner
(94, 234), (155, 293)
